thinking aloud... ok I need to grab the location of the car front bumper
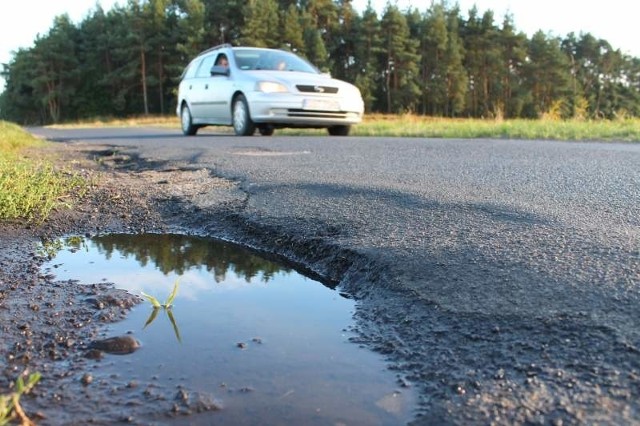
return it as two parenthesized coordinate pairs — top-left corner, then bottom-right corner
(246, 92), (364, 127)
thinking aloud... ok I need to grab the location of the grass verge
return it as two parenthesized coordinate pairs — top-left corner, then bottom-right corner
(350, 115), (640, 141)
(0, 121), (87, 223)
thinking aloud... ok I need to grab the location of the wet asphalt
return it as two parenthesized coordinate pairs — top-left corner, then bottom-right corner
(32, 127), (640, 423)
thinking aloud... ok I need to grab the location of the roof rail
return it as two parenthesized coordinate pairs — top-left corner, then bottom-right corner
(198, 43), (233, 56)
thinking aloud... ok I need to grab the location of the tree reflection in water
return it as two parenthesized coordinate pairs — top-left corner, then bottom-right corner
(83, 234), (290, 283)
(54, 234), (297, 343)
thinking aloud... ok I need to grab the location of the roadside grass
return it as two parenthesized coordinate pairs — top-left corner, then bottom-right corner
(0, 121), (87, 223)
(351, 115), (640, 141)
(0, 120), (46, 152)
(47, 114), (640, 141)
(49, 114), (177, 129)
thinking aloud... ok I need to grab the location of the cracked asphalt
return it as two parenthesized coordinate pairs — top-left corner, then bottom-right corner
(29, 127), (640, 424)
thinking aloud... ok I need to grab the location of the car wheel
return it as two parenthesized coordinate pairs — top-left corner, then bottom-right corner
(232, 94), (255, 136)
(258, 125), (275, 136)
(327, 125), (350, 136)
(181, 104), (198, 136)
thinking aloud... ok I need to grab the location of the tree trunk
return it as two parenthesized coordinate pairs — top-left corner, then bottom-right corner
(158, 51), (164, 115)
(46, 80), (60, 123)
(141, 44), (149, 116)
(386, 53), (392, 114)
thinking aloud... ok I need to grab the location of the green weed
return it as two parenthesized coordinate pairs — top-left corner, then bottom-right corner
(141, 279), (180, 309)
(0, 155), (87, 223)
(0, 372), (41, 426)
(142, 279), (182, 342)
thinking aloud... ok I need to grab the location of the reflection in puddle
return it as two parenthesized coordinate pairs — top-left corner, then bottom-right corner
(139, 277), (182, 341)
(43, 234), (415, 425)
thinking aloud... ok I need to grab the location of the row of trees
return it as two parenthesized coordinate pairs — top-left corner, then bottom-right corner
(1, 0), (639, 124)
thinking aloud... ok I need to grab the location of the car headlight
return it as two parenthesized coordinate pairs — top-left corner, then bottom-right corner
(255, 81), (289, 93)
(344, 84), (362, 98)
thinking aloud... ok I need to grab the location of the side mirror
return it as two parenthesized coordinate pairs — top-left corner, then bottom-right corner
(210, 65), (230, 77)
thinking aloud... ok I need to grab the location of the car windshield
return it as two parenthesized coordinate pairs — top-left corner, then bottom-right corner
(232, 49), (319, 74)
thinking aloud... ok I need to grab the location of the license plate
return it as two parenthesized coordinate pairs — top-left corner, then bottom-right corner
(303, 99), (340, 111)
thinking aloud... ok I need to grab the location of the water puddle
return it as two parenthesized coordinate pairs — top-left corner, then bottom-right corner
(42, 234), (415, 425)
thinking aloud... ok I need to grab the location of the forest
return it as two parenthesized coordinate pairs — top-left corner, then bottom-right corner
(1, 0), (639, 124)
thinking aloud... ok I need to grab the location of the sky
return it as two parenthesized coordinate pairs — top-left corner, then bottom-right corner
(1, 0), (639, 91)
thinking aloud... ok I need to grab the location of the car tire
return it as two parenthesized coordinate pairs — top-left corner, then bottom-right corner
(181, 104), (198, 136)
(327, 125), (350, 136)
(232, 94), (255, 136)
(258, 125), (275, 136)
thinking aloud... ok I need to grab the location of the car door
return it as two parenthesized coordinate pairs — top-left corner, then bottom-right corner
(208, 53), (234, 124)
(189, 54), (217, 121)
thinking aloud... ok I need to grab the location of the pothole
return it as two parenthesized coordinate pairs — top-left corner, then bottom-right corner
(41, 234), (416, 425)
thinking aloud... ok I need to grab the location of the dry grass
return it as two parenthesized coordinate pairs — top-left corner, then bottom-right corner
(351, 114), (640, 141)
(47, 114), (640, 142)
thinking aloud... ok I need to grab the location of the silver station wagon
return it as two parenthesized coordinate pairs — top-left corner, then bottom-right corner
(176, 45), (364, 136)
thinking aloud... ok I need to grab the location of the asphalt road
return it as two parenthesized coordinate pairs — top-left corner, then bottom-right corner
(33, 127), (640, 424)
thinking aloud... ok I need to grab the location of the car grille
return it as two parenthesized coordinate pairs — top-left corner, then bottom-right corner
(296, 85), (339, 94)
(287, 109), (348, 119)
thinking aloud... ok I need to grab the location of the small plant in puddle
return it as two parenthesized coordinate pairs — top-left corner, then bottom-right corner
(0, 371), (41, 426)
(141, 279), (182, 342)
(141, 279), (180, 308)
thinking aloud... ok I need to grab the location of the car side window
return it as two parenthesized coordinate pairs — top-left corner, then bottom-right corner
(180, 58), (199, 80)
(214, 53), (228, 67)
(195, 55), (216, 78)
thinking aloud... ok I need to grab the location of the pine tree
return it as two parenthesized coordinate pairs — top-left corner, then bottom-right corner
(240, 0), (280, 48)
(498, 14), (528, 118)
(174, 0), (207, 63)
(421, 2), (448, 115)
(125, 0), (152, 115)
(302, 0), (336, 70)
(31, 14), (80, 123)
(280, 4), (306, 54)
(444, 7), (467, 116)
(201, 0), (244, 44)
(331, 0), (359, 82)
(105, 4), (142, 115)
(0, 48), (42, 123)
(523, 31), (572, 118)
(354, 2), (382, 112)
(143, 0), (171, 114)
(562, 32), (635, 118)
(380, 5), (420, 113)
(460, 8), (503, 117)
(304, 0), (338, 44)
(304, 25), (329, 71)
